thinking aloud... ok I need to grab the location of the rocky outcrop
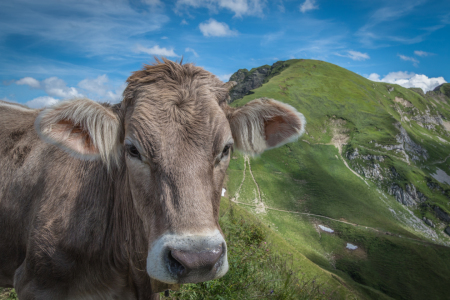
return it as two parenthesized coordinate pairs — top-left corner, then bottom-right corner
(411, 112), (444, 130)
(346, 148), (385, 162)
(390, 167), (400, 178)
(375, 123), (428, 161)
(409, 87), (425, 96)
(359, 163), (384, 180)
(432, 83), (450, 98)
(346, 148), (386, 180)
(228, 61), (290, 102)
(394, 97), (413, 107)
(427, 181), (444, 193)
(388, 183), (427, 206)
(433, 206), (450, 223)
(445, 227), (450, 237)
(422, 217), (436, 228)
(425, 83), (450, 103)
(346, 148), (360, 160)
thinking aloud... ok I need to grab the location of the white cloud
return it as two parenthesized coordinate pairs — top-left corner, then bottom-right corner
(218, 0), (265, 17)
(41, 77), (82, 98)
(217, 73), (233, 82)
(199, 19), (238, 37)
(14, 74), (124, 105)
(367, 71), (446, 93)
(16, 77), (41, 88)
(367, 73), (381, 81)
(0, 1), (169, 57)
(277, 0), (285, 12)
(347, 50), (370, 61)
(135, 44), (179, 57)
(185, 47), (199, 57)
(300, 0), (318, 13)
(336, 50), (370, 61)
(142, 0), (163, 7)
(414, 50), (434, 57)
(398, 54), (419, 66)
(25, 96), (59, 108)
(181, 19), (188, 25)
(100, 82), (126, 104)
(104, 85), (126, 104)
(78, 75), (109, 96)
(16, 76), (82, 99)
(355, 2), (426, 47)
(78, 75), (125, 103)
(176, 0), (266, 17)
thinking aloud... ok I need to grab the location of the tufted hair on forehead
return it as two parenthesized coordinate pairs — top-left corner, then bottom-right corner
(122, 57), (230, 107)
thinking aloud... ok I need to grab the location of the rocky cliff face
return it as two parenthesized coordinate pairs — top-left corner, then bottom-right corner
(429, 83), (450, 100)
(228, 61), (290, 102)
(374, 122), (428, 162)
(388, 183), (427, 206)
(346, 146), (450, 229)
(345, 87), (450, 231)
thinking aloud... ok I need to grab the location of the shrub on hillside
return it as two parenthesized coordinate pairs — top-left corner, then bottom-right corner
(0, 288), (17, 300)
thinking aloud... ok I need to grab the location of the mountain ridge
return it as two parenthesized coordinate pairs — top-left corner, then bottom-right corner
(226, 58), (450, 299)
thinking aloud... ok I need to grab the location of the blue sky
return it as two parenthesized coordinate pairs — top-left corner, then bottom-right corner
(1, 0), (449, 108)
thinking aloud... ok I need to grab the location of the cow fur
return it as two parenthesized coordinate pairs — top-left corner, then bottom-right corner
(0, 59), (305, 299)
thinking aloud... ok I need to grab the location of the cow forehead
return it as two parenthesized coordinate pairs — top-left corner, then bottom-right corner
(126, 89), (231, 161)
(122, 60), (232, 159)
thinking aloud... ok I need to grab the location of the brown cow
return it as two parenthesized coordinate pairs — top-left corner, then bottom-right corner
(0, 59), (305, 300)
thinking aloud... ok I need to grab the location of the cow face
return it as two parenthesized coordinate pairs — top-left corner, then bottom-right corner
(35, 59), (305, 285)
(122, 67), (233, 284)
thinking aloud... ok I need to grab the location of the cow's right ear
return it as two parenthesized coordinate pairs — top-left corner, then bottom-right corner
(35, 98), (121, 167)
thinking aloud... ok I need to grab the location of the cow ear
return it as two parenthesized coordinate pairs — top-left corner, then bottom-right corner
(35, 98), (122, 167)
(226, 98), (306, 155)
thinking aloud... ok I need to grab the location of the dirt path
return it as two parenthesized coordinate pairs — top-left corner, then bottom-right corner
(331, 134), (369, 186)
(336, 154), (369, 186)
(231, 198), (450, 248)
(301, 137), (369, 186)
(232, 156), (266, 213)
(231, 155), (450, 249)
(232, 156), (247, 202)
(431, 154), (450, 165)
(245, 156), (266, 213)
(358, 145), (410, 165)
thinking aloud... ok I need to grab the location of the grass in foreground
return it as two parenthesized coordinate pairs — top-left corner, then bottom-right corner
(0, 288), (16, 300)
(162, 200), (335, 299)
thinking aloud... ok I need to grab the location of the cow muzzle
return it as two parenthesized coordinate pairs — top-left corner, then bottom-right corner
(146, 230), (228, 284)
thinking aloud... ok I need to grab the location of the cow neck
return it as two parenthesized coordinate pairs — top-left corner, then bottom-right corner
(108, 163), (148, 274)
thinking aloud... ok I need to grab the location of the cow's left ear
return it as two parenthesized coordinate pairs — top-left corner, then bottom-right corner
(226, 98), (306, 155)
(35, 98), (122, 167)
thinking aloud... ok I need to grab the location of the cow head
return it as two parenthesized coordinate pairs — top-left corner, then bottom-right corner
(34, 59), (306, 285)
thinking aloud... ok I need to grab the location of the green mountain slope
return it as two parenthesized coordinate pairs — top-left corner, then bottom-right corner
(227, 59), (450, 300)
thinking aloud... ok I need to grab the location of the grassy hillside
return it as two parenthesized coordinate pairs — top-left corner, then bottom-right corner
(227, 59), (450, 299)
(163, 197), (355, 299)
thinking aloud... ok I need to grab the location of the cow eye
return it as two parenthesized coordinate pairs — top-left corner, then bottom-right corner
(127, 144), (141, 160)
(222, 144), (231, 158)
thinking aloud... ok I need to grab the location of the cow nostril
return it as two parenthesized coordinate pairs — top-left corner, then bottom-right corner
(167, 245), (224, 279)
(166, 250), (186, 277)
